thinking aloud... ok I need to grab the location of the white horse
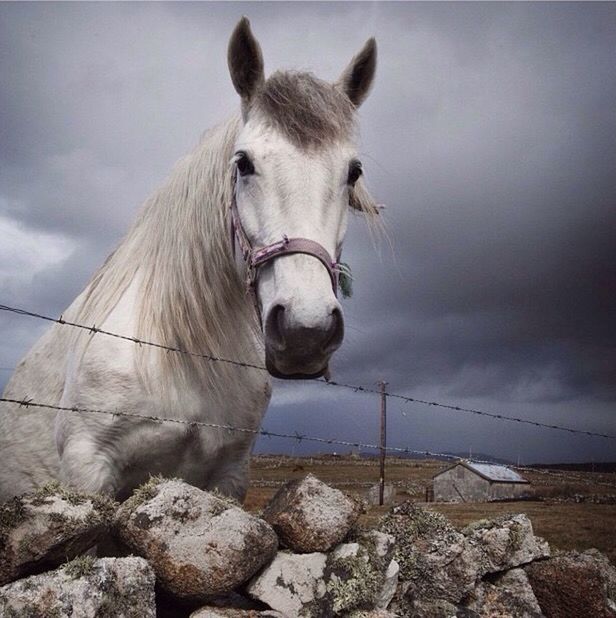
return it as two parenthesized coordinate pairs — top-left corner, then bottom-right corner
(0, 18), (378, 502)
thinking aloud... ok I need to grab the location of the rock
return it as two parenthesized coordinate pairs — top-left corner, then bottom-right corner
(345, 609), (397, 618)
(362, 531), (399, 609)
(194, 591), (267, 612)
(525, 549), (616, 618)
(394, 597), (461, 618)
(363, 530), (395, 561)
(262, 474), (361, 553)
(0, 556), (155, 617)
(0, 481), (116, 585)
(376, 559), (400, 610)
(463, 513), (550, 573)
(326, 531), (398, 614)
(247, 550), (328, 617)
(365, 484), (396, 506)
(378, 501), (482, 604)
(248, 530), (398, 617)
(114, 478), (277, 600)
(190, 609), (284, 617)
(464, 568), (543, 617)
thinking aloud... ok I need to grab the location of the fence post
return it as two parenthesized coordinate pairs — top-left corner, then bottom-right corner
(378, 380), (388, 506)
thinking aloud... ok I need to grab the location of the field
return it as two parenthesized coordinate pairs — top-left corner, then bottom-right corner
(246, 455), (616, 564)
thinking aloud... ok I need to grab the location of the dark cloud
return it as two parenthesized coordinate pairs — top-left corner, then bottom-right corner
(1, 2), (615, 462)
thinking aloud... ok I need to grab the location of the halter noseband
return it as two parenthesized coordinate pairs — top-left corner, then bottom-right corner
(230, 182), (339, 315)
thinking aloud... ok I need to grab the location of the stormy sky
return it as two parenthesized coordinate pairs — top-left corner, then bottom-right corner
(1, 2), (615, 464)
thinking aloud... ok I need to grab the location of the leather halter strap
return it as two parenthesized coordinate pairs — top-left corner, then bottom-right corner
(251, 237), (338, 294)
(230, 189), (339, 301)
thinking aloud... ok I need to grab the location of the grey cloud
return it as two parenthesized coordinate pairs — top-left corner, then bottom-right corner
(1, 2), (615, 462)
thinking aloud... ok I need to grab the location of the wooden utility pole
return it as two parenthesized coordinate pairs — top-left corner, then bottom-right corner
(378, 380), (388, 506)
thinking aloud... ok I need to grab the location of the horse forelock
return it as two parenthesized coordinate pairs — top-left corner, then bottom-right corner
(252, 71), (356, 149)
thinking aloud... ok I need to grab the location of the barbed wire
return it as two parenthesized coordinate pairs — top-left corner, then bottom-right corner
(0, 394), (448, 457)
(2, 394), (615, 490)
(0, 303), (264, 371)
(322, 380), (616, 439)
(1, 301), (615, 440)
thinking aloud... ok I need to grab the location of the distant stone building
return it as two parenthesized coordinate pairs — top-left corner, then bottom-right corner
(365, 483), (396, 506)
(432, 460), (530, 502)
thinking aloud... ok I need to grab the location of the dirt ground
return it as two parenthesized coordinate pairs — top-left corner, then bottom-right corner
(246, 455), (616, 564)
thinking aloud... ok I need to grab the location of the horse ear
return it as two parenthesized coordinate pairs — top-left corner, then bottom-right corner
(337, 38), (377, 108)
(227, 17), (265, 102)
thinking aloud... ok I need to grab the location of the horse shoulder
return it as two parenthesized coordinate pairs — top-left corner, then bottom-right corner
(0, 291), (89, 499)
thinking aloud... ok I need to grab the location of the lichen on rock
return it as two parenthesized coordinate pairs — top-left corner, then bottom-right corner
(326, 544), (384, 613)
(462, 567), (543, 617)
(0, 556), (155, 617)
(190, 608), (284, 617)
(246, 550), (329, 617)
(262, 474), (362, 553)
(325, 531), (398, 614)
(525, 548), (616, 618)
(463, 513), (550, 573)
(378, 501), (482, 605)
(114, 479), (278, 600)
(378, 501), (459, 582)
(0, 482), (117, 586)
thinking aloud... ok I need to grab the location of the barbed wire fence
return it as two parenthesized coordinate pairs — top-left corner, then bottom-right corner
(1, 302), (615, 499)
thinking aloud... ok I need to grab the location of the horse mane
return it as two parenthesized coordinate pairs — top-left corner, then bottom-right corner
(72, 114), (263, 403)
(70, 73), (379, 404)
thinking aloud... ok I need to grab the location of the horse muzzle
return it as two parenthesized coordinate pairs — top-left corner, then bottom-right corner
(264, 301), (344, 379)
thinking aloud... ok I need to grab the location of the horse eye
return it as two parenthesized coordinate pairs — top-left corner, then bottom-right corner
(235, 151), (254, 177)
(348, 160), (363, 186)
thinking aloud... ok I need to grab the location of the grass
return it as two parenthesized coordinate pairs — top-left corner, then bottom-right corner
(63, 554), (96, 579)
(246, 455), (616, 564)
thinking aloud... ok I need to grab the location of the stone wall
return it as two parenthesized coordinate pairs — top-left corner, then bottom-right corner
(1, 475), (615, 617)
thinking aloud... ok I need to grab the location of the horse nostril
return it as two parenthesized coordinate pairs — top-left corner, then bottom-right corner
(265, 303), (287, 351)
(323, 306), (344, 353)
(331, 307), (342, 331)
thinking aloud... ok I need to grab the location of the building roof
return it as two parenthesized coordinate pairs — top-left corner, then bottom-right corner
(434, 460), (529, 484)
(464, 461), (529, 483)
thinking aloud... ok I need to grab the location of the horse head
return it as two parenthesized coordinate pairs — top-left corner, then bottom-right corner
(227, 17), (377, 379)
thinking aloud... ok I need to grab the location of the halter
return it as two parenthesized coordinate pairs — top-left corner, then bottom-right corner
(230, 178), (340, 318)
